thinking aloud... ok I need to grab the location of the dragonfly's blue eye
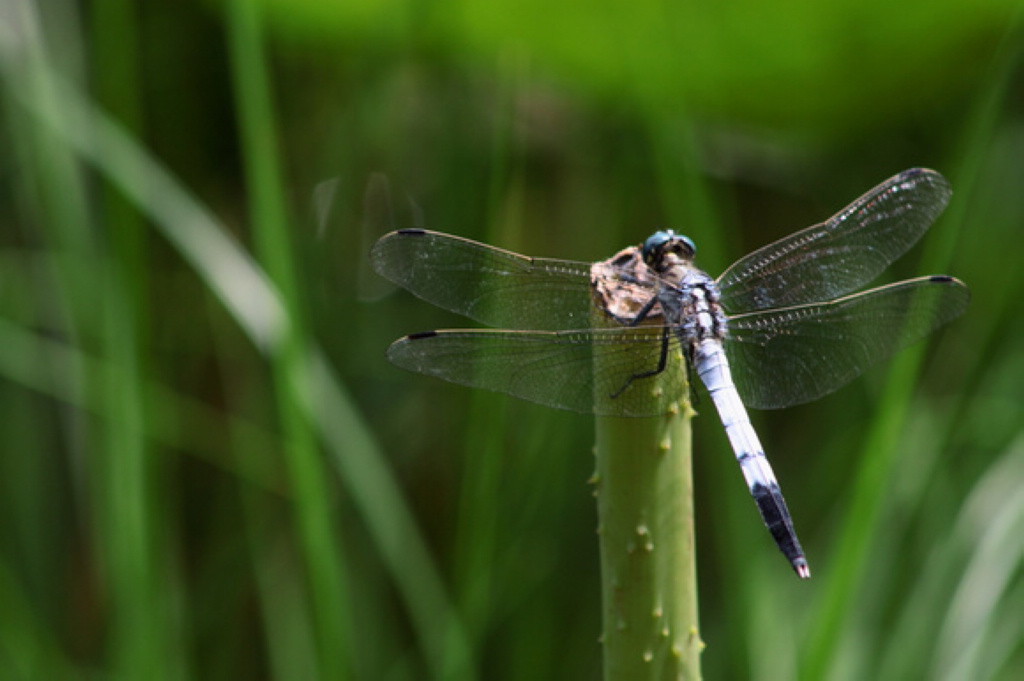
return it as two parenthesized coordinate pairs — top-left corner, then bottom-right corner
(642, 230), (696, 264)
(679, 235), (696, 255)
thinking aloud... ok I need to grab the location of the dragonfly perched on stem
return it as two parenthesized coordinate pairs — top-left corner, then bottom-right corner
(370, 168), (969, 578)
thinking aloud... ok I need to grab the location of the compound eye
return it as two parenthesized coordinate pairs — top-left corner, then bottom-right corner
(642, 230), (675, 263)
(642, 230), (696, 264)
(678, 235), (696, 258)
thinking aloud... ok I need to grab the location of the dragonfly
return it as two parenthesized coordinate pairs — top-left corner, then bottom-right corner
(370, 168), (970, 578)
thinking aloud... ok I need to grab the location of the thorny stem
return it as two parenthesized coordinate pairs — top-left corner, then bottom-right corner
(591, 246), (703, 680)
(594, 403), (702, 680)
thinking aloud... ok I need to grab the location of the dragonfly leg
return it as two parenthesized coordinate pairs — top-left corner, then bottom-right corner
(627, 295), (660, 326)
(609, 326), (670, 399)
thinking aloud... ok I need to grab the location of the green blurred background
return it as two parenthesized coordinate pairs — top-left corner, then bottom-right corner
(1, 0), (1023, 678)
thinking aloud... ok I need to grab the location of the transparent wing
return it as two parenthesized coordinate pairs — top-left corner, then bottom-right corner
(371, 229), (602, 330)
(724, 276), (970, 409)
(387, 327), (688, 417)
(717, 168), (952, 313)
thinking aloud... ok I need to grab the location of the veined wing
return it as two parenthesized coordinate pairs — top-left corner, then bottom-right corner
(724, 275), (969, 410)
(387, 327), (688, 417)
(371, 229), (603, 330)
(717, 168), (952, 313)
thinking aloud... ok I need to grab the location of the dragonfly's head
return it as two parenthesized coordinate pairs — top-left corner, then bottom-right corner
(642, 230), (696, 267)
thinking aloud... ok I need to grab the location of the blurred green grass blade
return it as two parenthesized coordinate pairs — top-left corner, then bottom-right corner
(97, 278), (174, 680)
(237, 485), (322, 681)
(923, 21), (1022, 309)
(1, 20), (470, 679)
(91, 0), (171, 671)
(448, 60), (522, 664)
(450, 393), (507, 655)
(1, 4), (176, 676)
(306, 352), (475, 679)
(878, 430), (1024, 679)
(204, 273), (322, 680)
(800, 356), (923, 680)
(0, 315), (281, 489)
(0, 55), (286, 352)
(800, 32), (1020, 681)
(930, 437), (1024, 680)
(0, 556), (77, 678)
(225, 1), (351, 677)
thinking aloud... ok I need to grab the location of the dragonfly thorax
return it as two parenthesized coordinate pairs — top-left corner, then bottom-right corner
(640, 231), (725, 346)
(658, 276), (728, 351)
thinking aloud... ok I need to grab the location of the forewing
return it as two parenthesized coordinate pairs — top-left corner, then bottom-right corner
(717, 169), (952, 313)
(387, 327), (688, 417)
(724, 276), (969, 409)
(371, 229), (598, 330)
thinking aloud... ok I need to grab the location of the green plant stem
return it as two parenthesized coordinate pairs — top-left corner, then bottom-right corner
(594, 404), (703, 680)
(225, 2), (351, 678)
(90, 1), (173, 676)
